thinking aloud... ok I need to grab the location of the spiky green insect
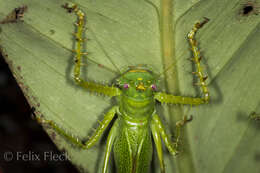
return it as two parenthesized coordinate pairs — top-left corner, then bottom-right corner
(35, 3), (210, 173)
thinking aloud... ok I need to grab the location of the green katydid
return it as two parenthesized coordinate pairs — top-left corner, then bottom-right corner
(35, 3), (210, 173)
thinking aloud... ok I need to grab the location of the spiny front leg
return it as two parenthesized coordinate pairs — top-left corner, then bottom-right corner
(188, 17), (210, 103)
(154, 18), (210, 105)
(63, 3), (121, 97)
(154, 93), (206, 105)
(34, 106), (118, 149)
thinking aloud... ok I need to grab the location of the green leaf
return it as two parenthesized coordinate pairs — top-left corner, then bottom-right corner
(0, 0), (260, 173)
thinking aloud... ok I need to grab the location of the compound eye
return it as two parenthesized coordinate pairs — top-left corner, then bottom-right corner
(123, 83), (130, 89)
(151, 84), (157, 91)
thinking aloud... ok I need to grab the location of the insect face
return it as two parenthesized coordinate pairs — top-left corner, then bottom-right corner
(116, 68), (157, 100)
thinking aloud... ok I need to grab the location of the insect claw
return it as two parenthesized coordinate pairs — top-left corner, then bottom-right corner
(186, 115), (193, 122)
(203, 17), (210, 21)
(74, 59), (79, 63)
(203, 76), (208, 81)
(200, 17), (210, 27)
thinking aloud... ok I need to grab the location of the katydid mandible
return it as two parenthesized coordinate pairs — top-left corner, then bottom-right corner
(35, 3), (210, 173)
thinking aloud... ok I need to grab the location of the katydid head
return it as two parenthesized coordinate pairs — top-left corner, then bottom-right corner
(116, 67), (158, 100)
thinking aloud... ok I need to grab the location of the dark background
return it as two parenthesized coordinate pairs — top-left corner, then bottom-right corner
(0, 53), (79, 173)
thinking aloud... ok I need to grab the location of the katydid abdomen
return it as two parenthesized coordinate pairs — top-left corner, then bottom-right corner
(113, 116), (153, 173)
